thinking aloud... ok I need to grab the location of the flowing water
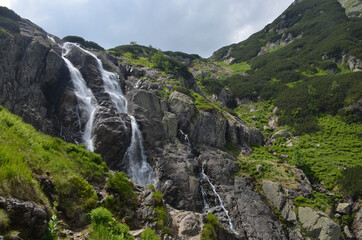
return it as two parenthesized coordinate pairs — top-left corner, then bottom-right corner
(62, 42), (154, 186)
(200, 167), (236, 233)
(61, 43), (98, 151)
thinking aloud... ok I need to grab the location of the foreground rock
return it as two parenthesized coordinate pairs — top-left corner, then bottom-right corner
(0, 197), (48, 239)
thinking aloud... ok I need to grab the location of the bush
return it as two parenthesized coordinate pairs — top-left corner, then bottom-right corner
(201, 223), (217, 240)
(90, 207), (112, 225)
(152, 191), (163, 206)
(141, 228), (160, 240)
(62, 35), (104, 50)
(106, 171), (137, 206)
(338, 165), (362, 199)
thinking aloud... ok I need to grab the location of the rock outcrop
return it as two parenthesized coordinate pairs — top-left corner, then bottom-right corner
(298, 207), (340, 240)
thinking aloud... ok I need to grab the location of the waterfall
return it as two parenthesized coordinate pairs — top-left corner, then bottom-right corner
(200, 167), (236, 233)
(66, 43), (155, 186)
(179, 129), (191, 146)
(61, 43), (98, 151)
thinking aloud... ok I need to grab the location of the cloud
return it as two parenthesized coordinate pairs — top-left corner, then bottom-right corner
(1, 0), (294, 57)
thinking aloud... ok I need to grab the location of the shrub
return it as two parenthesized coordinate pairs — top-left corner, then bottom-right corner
(338, 165), (362, 199)
(90, 207), (112, 225)
(152, 191), (163, 206)
(106, 171), (137, 206)
(201, 223), (217, 240)
(62, 35), (104, 50)
(56, 174), (98, 219)
(201, 213), (219, 240)
(141, 228), (161, 240)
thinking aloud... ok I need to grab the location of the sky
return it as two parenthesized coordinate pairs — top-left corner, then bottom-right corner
(0, 0), (294, 57)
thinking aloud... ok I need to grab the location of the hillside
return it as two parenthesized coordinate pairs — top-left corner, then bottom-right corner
(0, 0), (362, 239)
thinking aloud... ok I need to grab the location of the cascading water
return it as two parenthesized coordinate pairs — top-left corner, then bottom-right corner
(67, 43), (155, 186)
(200, 167), (236, 233)
(61, 42), (98, 151)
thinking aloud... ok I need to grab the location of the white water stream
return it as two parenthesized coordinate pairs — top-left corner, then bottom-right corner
(61, 42), (154, 186)
(61, 42), (98, 152)
(200, 167), (236, 233)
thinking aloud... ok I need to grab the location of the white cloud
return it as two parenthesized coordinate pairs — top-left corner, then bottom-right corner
(3, 0), (295, 57)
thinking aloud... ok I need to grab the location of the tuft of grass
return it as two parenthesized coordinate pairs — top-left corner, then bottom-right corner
(0, 209), (10, 234)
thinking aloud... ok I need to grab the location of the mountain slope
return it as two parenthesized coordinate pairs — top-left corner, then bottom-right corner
(208, 0), (362, 134)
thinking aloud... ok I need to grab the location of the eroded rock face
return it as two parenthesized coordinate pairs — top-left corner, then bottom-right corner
(168, 206), (202, 240)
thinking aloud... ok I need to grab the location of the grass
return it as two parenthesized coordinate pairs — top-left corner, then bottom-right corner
(0, 105), (108, 218)
(215, 61), (251, 75)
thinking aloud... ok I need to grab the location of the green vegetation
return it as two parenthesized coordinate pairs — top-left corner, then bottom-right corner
(0, 7), (21, 33)
(0, 209), (9, 234)
(151, 51), (193, 79)
(201, 213), (221, 240)
(62, 35), (104, 50)
(338, 165), (362, 199)
(106, 171), (137, 206)
(152, 191), (163, 206)
(0, 106), (107, 211)
(238, 113), (362, 210)
(141, 228), (161, 240)
(89, 207), (134, 240)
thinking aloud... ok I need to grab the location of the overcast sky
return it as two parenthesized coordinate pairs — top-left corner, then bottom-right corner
(1, 0), (294, 57)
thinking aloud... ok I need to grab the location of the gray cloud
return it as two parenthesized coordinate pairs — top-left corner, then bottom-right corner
(1, 0), (294, 57)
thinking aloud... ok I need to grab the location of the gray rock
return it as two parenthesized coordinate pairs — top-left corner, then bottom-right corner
(168, 91), (196, 129)
(352, 207), (362, 239)
(298, 207), (340, 240)
(344, 225), (353, 239)
(336, 202), (351, 215)
(190, 110), (227, 149)
(272, 130), (292, 139)
(262, 180), (286, 210)
(162, 112), (178, 139)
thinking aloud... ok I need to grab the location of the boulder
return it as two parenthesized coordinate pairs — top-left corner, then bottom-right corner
(262, 180), (297, 222)
(262, 180), (286, 210)
(0, 197), (48, 239)
(352, 207), (362, 239)
(336, 202), (351, 215)
(168, 206), (202, 240)
(298, 207), (340, 240)
(272, 130), (292, 139)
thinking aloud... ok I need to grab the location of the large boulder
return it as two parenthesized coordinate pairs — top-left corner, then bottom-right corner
(298, 207), (340, 240)
(262, 180), (297, 222)
(168, 207), (202, 240)
(0, 197), (48, 239)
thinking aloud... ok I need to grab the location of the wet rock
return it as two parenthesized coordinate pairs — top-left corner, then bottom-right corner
(93, 107), (132, 170)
